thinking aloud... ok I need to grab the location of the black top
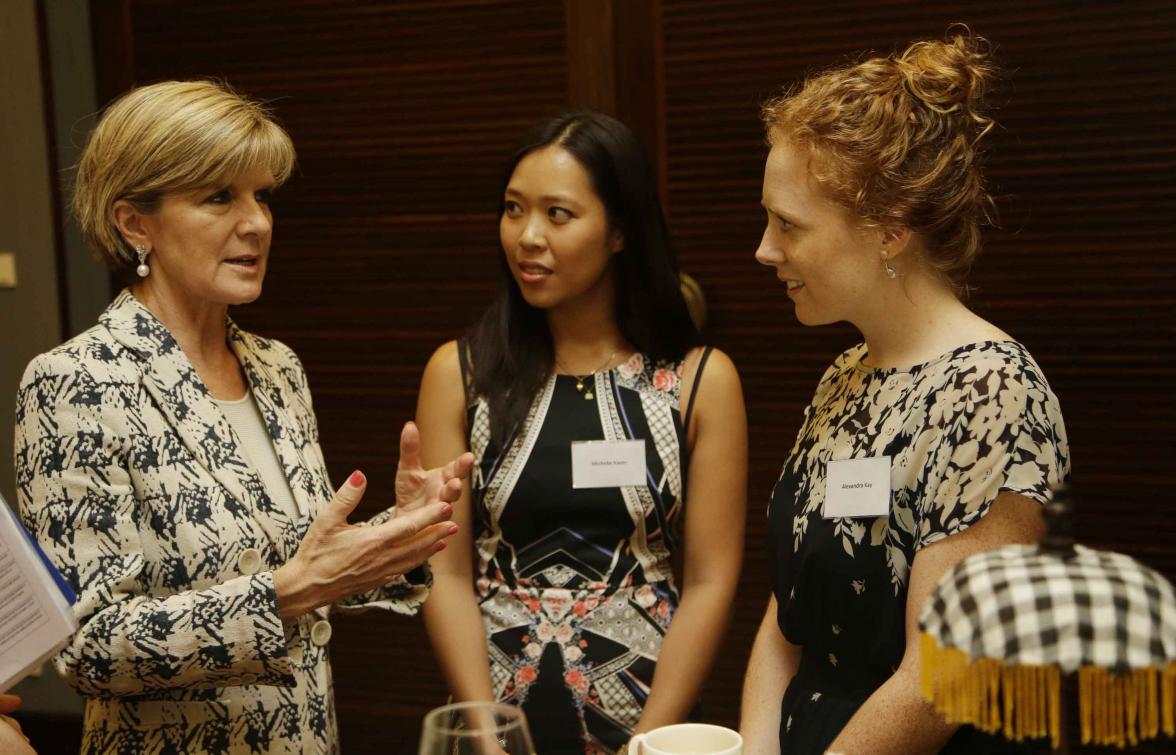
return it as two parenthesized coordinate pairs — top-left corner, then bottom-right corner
(498, 375), (637, 588)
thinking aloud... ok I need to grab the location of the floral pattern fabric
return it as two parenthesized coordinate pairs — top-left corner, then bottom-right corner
(768, 340), (1069, 753)
(466, 352), (691, 754)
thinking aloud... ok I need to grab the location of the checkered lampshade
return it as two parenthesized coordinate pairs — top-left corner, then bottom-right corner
(918, 544), (1176, 749)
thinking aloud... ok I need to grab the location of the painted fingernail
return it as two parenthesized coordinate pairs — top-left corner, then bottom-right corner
(441, 504), (453, 516)
(447, 524), (460, 535)
(435, 540), (448, 551)
(349, 470), (365, 487)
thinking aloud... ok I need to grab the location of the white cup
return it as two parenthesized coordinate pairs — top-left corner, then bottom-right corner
(630, 723), (743, 755)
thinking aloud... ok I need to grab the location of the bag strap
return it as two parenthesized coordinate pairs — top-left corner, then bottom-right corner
(682, 345), (713, 435)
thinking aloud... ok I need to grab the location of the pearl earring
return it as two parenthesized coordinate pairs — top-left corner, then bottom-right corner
(881, 250), (896, 279)
(135, 245), (150, 278)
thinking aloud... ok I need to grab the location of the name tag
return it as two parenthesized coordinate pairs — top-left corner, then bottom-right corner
(571, 440), (646, 488)
(824, 456), (891, 518)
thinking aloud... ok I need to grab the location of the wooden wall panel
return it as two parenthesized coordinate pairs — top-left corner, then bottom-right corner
(662, 0), (1176, 750)
(113, 1), (568, 749)
(566, 0), (666, 193)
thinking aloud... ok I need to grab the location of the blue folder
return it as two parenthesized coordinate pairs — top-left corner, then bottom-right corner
(13, 514), (76, 606)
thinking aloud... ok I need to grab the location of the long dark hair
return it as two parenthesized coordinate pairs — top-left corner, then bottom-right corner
(468, 111), (700, 447)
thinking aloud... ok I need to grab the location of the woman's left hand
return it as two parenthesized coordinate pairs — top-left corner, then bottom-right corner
(394, 421), (475, 515)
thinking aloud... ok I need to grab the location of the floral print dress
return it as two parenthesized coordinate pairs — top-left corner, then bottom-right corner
(465, 352), (696, 754)
(768, 341), (1069, 753)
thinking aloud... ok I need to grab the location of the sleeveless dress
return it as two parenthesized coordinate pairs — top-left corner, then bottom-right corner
(463, 349), (707, 754)
(768, 340), (1070, 753)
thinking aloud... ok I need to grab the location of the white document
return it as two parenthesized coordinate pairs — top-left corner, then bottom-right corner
(0, 492), (77, 693)
(823, 456), (891, 519)
(571, 440), (646, 489)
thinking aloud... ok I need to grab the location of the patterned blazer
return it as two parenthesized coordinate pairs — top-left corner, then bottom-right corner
(14, 290), (426, 754)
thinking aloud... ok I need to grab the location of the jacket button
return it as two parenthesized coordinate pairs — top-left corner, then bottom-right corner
(310, 619), (332, 647)
(237, 548), (262, 575)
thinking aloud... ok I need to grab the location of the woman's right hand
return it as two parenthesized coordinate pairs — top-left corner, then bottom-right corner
(273, 469), (460, 619)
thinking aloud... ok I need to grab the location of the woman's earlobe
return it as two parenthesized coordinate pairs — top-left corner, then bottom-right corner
(610, 230), (625, 254)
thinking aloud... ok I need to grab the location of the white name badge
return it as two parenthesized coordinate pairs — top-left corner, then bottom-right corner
(824, 456), (891, 518)
(571, 440), (646, 489)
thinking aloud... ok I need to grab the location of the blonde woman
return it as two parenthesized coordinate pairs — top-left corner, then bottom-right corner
(14, 80), (472, 753)
(739, 33), (1069, 754)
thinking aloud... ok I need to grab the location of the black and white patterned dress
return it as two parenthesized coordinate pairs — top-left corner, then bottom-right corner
(14, 291), (427, 754)
(768, 340), (1070, 753)
(466, 351), (702, 754)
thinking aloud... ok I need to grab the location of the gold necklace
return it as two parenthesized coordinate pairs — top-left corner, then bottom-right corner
(557, 349), (619, 400)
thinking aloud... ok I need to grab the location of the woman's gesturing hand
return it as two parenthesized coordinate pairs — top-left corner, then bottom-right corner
(394, 421), (476, 515)
(274, 427), (472, 619)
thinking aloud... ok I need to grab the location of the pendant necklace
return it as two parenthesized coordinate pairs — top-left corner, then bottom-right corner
(558, 350), (619, 400)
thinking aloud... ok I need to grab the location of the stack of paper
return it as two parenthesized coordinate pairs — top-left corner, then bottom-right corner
(0, 492), (77, 693)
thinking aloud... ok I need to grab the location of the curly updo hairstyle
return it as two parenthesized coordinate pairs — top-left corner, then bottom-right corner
(762, 28), (1000, 295)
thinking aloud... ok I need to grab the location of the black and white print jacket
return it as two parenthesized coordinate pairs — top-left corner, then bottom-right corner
(14, 290), (427, 754)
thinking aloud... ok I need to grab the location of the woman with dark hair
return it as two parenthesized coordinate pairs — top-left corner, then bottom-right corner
(739, 33), (1068, 754)
(417, 112), (747, 753)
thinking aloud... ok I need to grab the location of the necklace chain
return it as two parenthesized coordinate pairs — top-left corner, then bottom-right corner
(555, 349), (620, 400)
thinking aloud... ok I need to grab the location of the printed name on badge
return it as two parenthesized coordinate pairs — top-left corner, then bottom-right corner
(571, 440), (646, 489)
(824, 456), (891, 518)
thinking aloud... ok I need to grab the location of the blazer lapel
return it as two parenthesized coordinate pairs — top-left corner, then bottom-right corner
(228, 323), (325, 527)
(100, 291), (297, 559)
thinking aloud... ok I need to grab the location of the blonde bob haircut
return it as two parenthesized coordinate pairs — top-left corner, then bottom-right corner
(762, 28), (998, 295)
(74, 80), (296, 270)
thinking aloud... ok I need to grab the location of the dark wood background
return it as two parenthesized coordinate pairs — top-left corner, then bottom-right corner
(60, 1), (1176, 752)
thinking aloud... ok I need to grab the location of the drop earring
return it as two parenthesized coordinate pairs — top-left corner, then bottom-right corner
(135, 245), (150, 278)
(881, 250), (896, 279)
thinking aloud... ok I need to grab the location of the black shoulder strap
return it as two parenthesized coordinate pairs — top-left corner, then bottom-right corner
(682, 345), (713, 435)
(456, 337), (472, 403)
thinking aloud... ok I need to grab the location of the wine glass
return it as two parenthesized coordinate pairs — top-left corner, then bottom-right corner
(419, 701), (536, 755)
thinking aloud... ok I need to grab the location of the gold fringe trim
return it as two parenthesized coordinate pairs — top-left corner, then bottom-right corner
(920, 633), (1176, 749)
